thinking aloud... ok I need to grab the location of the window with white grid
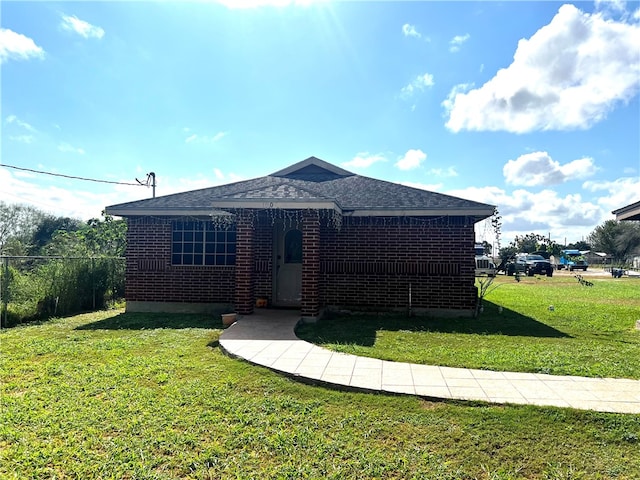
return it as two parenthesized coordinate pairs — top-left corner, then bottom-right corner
(171, 221), (236, 266)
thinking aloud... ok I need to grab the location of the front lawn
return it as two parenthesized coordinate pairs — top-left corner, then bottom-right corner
(1, 306), (639, 478)
(297, 275), (640, 379)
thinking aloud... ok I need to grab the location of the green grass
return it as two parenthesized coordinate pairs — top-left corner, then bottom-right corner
(1, 308), (640, 478)
(297, 275), (640, 379)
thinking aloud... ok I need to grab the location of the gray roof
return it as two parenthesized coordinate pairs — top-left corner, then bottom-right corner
(613, 200), (640, 221)
(105, 157), (495, 220)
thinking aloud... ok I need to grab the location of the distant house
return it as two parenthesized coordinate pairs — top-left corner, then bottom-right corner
(613, 200), (640, 221)
(105, 157), (495, 320)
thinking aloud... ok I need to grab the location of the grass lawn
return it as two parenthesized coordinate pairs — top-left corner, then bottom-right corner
(297, 275), (640, 379)
(1, 306), (639, 479)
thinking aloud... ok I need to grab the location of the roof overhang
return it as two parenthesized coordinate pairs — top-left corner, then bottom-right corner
(106, 203), (494, 221)
(345, 207), (495, 222)
(613, 200), (640, 221)
(104, 207), (235, 217)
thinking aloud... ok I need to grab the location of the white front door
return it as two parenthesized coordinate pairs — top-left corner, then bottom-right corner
(274, 223), (302, 306)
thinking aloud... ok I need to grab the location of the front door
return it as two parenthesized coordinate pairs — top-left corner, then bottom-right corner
(274, 223), (302, 306)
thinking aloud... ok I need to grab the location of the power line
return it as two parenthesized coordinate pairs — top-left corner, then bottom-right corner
(0, 163), (147, 187)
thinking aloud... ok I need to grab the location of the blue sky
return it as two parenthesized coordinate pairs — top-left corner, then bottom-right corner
(2, 0), (639, 247)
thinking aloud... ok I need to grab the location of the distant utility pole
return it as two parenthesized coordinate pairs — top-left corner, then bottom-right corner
(136, 172), (156, 198)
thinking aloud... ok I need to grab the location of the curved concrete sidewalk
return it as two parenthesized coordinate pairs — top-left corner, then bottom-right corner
(219, 310), (640, 414)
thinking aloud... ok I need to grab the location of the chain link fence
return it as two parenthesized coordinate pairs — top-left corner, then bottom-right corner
(0, 256), (125, 327)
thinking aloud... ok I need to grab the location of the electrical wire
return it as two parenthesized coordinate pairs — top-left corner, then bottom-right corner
(0, 163), (147, 187)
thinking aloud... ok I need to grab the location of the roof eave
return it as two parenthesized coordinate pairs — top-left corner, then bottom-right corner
(104, 207), (235, 217)
(613, 200), (640, 221)
(346, 207), (495, 221)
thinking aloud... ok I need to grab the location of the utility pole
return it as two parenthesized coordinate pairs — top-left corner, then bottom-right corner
(136, 172), (156, 198)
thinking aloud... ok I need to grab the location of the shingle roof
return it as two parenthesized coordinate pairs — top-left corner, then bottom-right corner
(105, 157), (495, 220)
(612, 200), (640, 221)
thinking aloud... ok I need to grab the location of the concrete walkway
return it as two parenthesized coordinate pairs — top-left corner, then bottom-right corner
(219, 309), (640, 414)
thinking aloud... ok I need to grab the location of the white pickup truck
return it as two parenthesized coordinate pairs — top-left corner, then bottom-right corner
(475, 243), (496, 277)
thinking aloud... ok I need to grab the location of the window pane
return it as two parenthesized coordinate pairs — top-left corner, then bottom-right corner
(172, 220), (237, 266)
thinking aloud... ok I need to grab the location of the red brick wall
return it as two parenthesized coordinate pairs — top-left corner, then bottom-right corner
(125, 218), (234, 304)
(254, 218), (274, 303)
(124, 213), (478, 314)
(318, 217), (477, 311)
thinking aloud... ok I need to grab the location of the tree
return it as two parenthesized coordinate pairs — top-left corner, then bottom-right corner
(567, 240), (591, 251)
(45, 213), (126, 257)
(0, 202), (47, 255)
(498, 233), (561, 262)
(28, 215), (82, 255)
(481, 240), (492, 256)
(588, 220), (640, 264)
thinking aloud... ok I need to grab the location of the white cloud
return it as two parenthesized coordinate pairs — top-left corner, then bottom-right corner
(402, 24), (421, 38)
(0, 28), (45, 64)
(503, 151), (597, 187)
(61, 14), (105, 39)
(342, 152), (386, 169)
(441, 83), (473, 113)
(448, 184), (605, 245)
(395, 149), (426, 171)
(429, 166), (458, 178)
(401, 73), (434, 98)
(583, 176), (640, 215)
(595, 0), (628, 16)
(5, 115), (36, 131)
(444, 4), (640, 133)
(58, 143), (86, 155)
(185, 131), (227, 144)
(449, 33), (470, 52)
(9, 135), (35, 144)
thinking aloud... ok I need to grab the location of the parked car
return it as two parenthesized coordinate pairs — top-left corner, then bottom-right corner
(506, 254), (554, 277)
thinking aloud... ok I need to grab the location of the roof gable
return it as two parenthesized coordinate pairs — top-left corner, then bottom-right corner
(271, 156), (353, 182)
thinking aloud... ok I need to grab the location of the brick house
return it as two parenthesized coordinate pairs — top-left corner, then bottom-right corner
(105, 157), (495, 319)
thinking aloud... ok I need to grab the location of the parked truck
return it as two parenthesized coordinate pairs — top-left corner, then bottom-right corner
(474, 243), (496, 276)
(553, 249), (589, 271)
